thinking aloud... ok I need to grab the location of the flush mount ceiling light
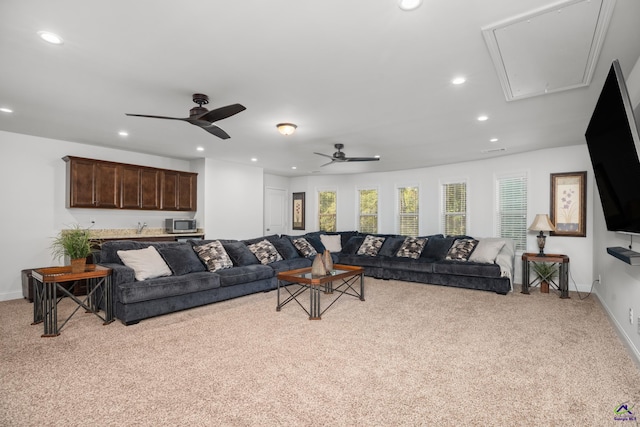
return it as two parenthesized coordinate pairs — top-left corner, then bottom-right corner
(398, 0), (422, 11)
(452, 76), (466, 85)
(276, 123), (297, 136)
(37, 31), (64, 45)
(477, 115), (489, 121)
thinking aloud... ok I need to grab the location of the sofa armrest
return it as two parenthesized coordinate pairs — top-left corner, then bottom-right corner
(99, 262), (135, 286)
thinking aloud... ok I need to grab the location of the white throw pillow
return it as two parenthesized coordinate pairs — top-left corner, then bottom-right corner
(468, 238), (506, 264)
(320, 234), (342, 252)
(117, 246), (173, 281)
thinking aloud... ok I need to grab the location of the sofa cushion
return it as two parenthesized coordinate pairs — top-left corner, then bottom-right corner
(378, 236), (405, 257)
(193, 241), (234, 272)
(433, 260), (502, 278)
(445, 238), (479, 261)
(156, 243), (206, 276)
(247, 239), (283, 265)
(268, 257), (312, 273)
(271, 237), (300, 260)
(338, 254), (384, 268)
(421, 236), (455, 260)
(357, 235), (386, 256)
(215, 264), (274, 287)
(320, 234), (342, 252)
(222, 241), (259, 266)
(468, 238), (506, 264)
(117, 246), (173, 281)
(291, 237), (318, 257)
(396, 237), (428, 259)
(116, 271), (221, 304)
(342, 236), (365, 255)
(305, 236), (326, 254)
(243, 234), (279, 246)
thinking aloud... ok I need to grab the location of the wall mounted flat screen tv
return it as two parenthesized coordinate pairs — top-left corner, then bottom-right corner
(585, 59), (640, 234)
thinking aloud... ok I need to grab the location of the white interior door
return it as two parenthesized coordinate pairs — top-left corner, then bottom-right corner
(264, 187), (286, 235)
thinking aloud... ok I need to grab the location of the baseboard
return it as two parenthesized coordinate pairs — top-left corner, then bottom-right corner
(593, 292), (640, 369)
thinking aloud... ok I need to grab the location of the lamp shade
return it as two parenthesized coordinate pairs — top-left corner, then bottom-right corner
(528, 214), (556, 232)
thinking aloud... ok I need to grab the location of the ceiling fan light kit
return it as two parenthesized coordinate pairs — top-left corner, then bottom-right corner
(276, 123), (297, 136)
(125, 93), (245, 139)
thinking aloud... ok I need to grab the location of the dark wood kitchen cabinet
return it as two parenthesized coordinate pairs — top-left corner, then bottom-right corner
(161, 170), (197, 211)
(65, 156), (119, 208)
(64, 156), (196, 211)
(121, 165), (160, 210)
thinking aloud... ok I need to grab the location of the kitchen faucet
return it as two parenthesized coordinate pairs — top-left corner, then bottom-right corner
(137, 221), (147, 234)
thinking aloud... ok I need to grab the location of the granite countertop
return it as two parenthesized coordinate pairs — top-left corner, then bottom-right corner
(88, 228), (205, 240)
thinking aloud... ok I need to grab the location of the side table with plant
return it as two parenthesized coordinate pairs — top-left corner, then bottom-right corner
(51, 224), (93, 273)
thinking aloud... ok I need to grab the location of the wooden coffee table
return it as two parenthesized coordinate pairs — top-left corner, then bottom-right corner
(276, 264), (365, 320)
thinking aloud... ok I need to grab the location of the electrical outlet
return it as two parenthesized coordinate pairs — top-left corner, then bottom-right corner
(630, 308), (634, 324)
(598, 274), (602, 284)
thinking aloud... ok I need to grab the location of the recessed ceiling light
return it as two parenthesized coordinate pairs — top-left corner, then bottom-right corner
(398, 0), (422, 11)
(452, 77), (466, 85)
(477, 115), (489, 121)
(251, 158), (257, 162)
(291, 166), (297, 170)
(37, 31), (64, 45)
(0, 107), (13, 113)
(490, 138), (499, 143)
(118, 131), (128, 137)
(196, 146), (204, 152)
(374, 155), (381, 159)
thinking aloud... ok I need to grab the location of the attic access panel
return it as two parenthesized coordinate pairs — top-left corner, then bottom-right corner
(482, 0), (616, 101)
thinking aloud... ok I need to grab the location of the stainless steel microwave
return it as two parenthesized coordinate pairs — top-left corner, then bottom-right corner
(165, 218), (197, 233)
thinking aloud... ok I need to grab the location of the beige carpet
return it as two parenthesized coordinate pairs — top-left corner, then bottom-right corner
(1, 278), (639, 426)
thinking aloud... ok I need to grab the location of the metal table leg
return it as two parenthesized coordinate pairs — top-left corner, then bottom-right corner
(309, 285), (321, 320)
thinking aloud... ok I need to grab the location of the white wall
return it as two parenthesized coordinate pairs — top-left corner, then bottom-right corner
(0, 131), (262, 300)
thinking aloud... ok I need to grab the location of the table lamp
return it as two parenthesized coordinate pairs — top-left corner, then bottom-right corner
(528, 214), (556, 256)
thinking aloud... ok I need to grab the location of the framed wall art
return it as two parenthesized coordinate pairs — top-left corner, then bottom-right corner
(550, 171), (587, 237)
(292, 192), (305, 230)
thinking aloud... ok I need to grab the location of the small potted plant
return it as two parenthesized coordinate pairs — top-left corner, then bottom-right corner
(531, 262), (558, 293)
(51, 224), (93, 273)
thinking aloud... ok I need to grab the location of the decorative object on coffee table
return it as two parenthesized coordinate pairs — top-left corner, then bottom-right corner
(322, 250), (333, 273)
(311, 253), (326, 276)
(51, 224), (93, 273)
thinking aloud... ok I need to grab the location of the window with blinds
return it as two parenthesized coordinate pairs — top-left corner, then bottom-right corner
(358, 189), (378, 234)
(398, 187), (419, 236)
(442, 182), (467, 236)
(496, 173), (527, 251)
(318, 190), (337, 232)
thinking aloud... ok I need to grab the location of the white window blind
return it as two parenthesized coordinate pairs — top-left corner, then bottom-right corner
(318, 190), (337, 232)
(496, 174), (527, 251)
(398, 187), (419, 236)
(358, 189), (378, 234)
(442, 182), (467, 236)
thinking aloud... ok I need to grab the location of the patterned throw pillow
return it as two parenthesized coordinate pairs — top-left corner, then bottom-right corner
(357, 235), (386, 256)
(247, 239), (283, 265)
(396, 237), (428, 259)
(445, 238), (479, 261)
(292, 238), (318, 258)
(193, 240), (234, 272)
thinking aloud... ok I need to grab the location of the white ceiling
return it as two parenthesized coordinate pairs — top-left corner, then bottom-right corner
(1, 0), (639, 177)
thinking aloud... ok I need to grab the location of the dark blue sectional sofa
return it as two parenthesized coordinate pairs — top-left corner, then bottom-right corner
(98, 232), (515, 325)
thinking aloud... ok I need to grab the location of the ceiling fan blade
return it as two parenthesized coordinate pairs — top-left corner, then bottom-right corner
(314, 152), (334, 159)
(125, 113), (189, 121)
(344, 157), (380, 162)
(320, 160), (336, 167)
(200, 124), (231, 139)
(198, 104), (246, 123)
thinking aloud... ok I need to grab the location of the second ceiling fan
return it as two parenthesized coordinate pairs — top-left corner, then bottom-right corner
(314, 143), (380, 167)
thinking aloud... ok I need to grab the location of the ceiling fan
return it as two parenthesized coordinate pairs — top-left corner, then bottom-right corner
(314, 143), (380, 166)
(125, 93), (245, 139)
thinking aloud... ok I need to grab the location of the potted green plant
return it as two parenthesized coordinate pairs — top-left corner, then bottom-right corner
(51, 224), (93, 272)
(531, 262), (558, 293)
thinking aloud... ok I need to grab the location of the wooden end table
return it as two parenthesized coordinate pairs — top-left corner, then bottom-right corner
(31, 265), (114, 337)
(276, 264), (365, 320)
(521, 253), (570, 299)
